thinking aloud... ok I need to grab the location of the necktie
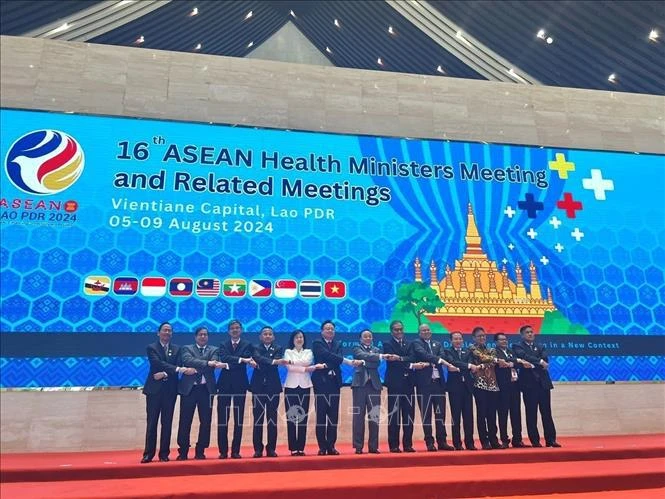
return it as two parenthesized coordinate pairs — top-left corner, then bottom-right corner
(327, 341), (332, 350)
(426, 341), (432, 354)
(198, 346), (205, 355)
(163, 344), (169, 357)
(232, 342), (238, 352)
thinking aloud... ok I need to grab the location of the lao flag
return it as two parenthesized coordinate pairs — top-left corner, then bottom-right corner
(249, 279), (272, 298)
(274, 279), (297, 298)
(141, 277), (167, 297)
(170, 277), (193, 297)
(196, 278), (220, 297)
(113, 277), (138, 296)
(324, 280), (346, 299)
(299, 280), (322, 298)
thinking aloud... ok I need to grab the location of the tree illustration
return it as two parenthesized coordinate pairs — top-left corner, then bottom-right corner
(395, 282), (445, 325)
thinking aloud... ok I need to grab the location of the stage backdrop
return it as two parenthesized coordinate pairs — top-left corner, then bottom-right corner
(1, 108), (663, 387)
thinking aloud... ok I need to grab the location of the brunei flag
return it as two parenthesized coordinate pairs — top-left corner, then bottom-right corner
(84, 276), (111, 296)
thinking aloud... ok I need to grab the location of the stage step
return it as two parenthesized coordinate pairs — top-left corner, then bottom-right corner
(2, 458), (664, 499)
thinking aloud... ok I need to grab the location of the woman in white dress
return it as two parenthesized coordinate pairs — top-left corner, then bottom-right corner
(283, 330), (325, 456)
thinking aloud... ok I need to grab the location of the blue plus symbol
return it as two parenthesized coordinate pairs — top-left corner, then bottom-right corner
(517, 193), (544, 218)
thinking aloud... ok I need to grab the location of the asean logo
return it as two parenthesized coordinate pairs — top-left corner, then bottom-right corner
(5, 130), (85, 195)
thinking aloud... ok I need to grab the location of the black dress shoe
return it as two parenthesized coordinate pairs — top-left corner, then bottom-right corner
(466, 446), (477, 451)
(426, 445), (437, 452)
(438, 443), (455, 451)
(231, 453), (241, 459)
(328, 448), (340, 456)
(500, 442), (510, 449)
(253, 451), (263, 458)
(546, 441), (562, 448)
(481, 443), (492, 450)
(158, 456), (170, 462)
(369, 449), (380, 454)
(291, 451), (299, 456)
(318, 449), (327, 456)
(454, 446), (463, 451)
(219, 453), (228, 459)
(403, 447), (416, 453)
(176, 455), (188, 461)
(531, 442), (543, 448)
(266, 451), (278, 458)
(512, 441), (526, 448)
(194, 454), (206, 460)
(389, 448), (401, 453)
(140, 456), (152, 464)
(355, 449), (363, 454)
(490, 442), (502, 449)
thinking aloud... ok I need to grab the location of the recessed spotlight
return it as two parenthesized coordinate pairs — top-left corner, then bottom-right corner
(377, 57), (384, 66)
(325, 46), (332, 54)
(546, 36), (553, 44)
(290, 10), (296, 18)
(537, 29), (546, 39)
(334, 18), (340, 28)
(388, 26), (395, 35)
(48, 22), (72, 35)
(247, 41), (254, 48)
(245, 10), (253, 20)
(135, 35), (145, 44)
(649, 29), (659, 42)
(194, 43), (202, 50)
(436, 65), (445, 74)
(608, 73), (617, 83)
(190, 7), (198, 16)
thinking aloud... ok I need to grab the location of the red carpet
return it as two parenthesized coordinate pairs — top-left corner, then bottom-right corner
(1, 435), (664, 499)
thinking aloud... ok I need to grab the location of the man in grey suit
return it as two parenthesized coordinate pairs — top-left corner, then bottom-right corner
(176, 327), (227, 460)
(351, 329), (392, 454)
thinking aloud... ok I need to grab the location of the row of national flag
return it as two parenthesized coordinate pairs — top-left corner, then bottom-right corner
(83, 276), (347, 299)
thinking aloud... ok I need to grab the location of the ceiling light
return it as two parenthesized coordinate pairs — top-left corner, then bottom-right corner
(436, 65), (445, 74)
(608, 73), (617, 83)
(546, 36), (553, 44)
(377, 57), (384, 66)
(245, 10), (253, 20)
(649, 29), (659, 42)
(194, 43), (202, 50)
(507, 68), (527, 83)
(388, 26), (395, 35)
(190, 7), (198, 16)
(135, 35), (145, 44)
(290, 10), (296, 18)
(537, 29), (546, 39)
(334, 19), (340, 28)
(48, 22), (72, 35)
(325, 46), (332, 54)
(247, 41), (254, 48)
(115, 1), (135, 8)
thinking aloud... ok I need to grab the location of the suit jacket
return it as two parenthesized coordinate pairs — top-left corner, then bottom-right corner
(216, 338), (253, 393)
(250, 343), (284, 395)
(352, 344), (382, 391)
(178, 344), (218, 396)
(443, 347), (474, 393)
(382, 337), (416, 392)
(512, 340), (554, 390)
(311, 337), (345, 393)
(412, 337), (447, 390)
(495, 347), (519, 390)
(142, 342), (181, 396)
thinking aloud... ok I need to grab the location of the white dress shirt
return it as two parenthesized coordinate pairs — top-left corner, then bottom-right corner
(283, 348), (314, 389)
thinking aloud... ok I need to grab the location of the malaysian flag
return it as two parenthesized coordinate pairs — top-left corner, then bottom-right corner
(196, 278), (220, 297)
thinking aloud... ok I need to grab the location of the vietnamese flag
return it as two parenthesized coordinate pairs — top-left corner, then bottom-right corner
(324, 280), (346, 299)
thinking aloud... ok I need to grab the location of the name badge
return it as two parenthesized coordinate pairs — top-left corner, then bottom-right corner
(511, 368), (518, 382)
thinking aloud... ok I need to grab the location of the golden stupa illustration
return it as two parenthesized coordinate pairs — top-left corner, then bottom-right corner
(414, 203), (556, 333)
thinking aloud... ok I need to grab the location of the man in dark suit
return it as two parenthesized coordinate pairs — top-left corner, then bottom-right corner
(176, 326), (227, 460)
(513, 325), (561, 448)
(494, 333), (525, 448)
(444, 331), (479, 451)
(250, 326), (288, 458)
(412, 323), (457, 451)
(311, 319), (362, 455)
(141, 321), (193, 463)
(216, 319), (257, 459)
(382, 320), (427, 453)
(351, 329), (385, 454)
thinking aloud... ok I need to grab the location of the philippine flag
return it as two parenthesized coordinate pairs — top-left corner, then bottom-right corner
(274, 279), (297, 298)
(249, 279), (272, 298)
(299, 280), (322, 298)
(169, 277), (193, 297)
(140, 277), (167, 297)
(113, 276), (138, 296)
(324, 280), (346, 299)
(196, 278), (220, 297)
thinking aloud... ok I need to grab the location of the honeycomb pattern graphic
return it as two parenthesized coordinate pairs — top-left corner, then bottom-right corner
(1, 109), (664, 387)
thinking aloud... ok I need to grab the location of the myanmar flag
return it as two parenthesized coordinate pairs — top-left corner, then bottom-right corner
(223, 278), (247, 297)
